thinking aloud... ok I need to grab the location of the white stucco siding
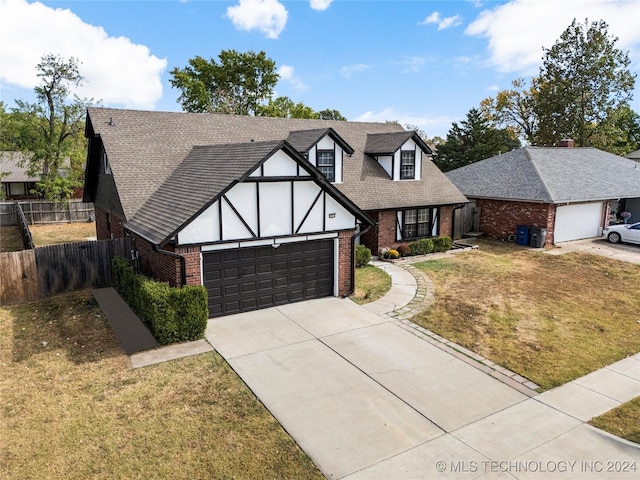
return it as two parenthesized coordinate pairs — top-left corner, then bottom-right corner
(293, 182), (323, 233)
(225, 183), (258, 234)
(221, 199), (253, 240)
(325, 194), (356, 230)
(177, 200), (220, 244)
(379, 155), (393, 178)
(260, 182), (293, 236)
(262, 150), (301, 177)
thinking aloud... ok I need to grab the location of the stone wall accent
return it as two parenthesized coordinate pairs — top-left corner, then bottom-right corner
(475, 198), (555, 246)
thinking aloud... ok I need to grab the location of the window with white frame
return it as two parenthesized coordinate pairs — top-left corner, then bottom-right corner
(400, 150), (415, 180)
(317, 150), (335, 182)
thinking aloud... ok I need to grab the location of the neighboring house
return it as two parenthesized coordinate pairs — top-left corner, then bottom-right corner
(447, 142), (640, 246)
(627, 149), (640, 162)
(0, 152), (39, 200)
(83, 107), (466, 317)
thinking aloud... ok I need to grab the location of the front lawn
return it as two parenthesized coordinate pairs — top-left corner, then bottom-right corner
(412, 240), (640, 391)
(351, 264), (392, 305)
(0, 291), (324, 480)
(589, 396), (640, 444)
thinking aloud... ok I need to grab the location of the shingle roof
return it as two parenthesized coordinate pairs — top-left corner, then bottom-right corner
(286, 128), (354, 155)
(446, 147), (640, 203)
(0, 152), (36, 182)
(86, 107), (467, 221)
(365, 131), (429, 155)
(126, 140), (284, 244)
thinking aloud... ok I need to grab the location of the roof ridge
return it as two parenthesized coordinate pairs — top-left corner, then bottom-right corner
(524, 147), (554, 203)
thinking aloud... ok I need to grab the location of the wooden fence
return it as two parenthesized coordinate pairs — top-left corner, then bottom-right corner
(0, 200), (95, 226)
(15, 202), (34, 250)
(0, 238), (131, 305)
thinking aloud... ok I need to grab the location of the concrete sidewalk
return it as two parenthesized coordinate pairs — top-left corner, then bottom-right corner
(205, 258), (640, 479)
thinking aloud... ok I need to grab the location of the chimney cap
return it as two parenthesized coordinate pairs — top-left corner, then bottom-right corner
(557, 138), (574, 148)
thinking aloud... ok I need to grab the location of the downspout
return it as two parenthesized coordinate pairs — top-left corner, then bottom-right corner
(153, 244), (187, 287)
(344, 223), (372, 297)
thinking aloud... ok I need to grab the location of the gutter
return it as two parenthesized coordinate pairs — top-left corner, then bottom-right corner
(344, 224), (372, 297)
(153, 244), (187, 287)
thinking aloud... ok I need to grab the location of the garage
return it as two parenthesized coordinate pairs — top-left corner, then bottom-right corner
(554, 202), (604, 243)
(203, 239), (334, 318)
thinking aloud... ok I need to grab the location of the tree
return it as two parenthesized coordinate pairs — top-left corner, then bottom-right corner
(433, 108), (521, 172)
(318, 109), (346, 121)
(12, 54), (91, 200)
(589, 105), (640, 155)
(480, 78), (539, 144)
(169, 50), (279, 115)
(256, 96), (319, 119)
(535, 19), (636, 146)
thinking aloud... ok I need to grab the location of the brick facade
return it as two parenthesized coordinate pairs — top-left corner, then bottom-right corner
(475, 198), (555, 247)
(361, 206), (457, 254)
(95, 207), (125, 240)
(175, 245), (202, 286)
(337, 230), (356, 296)
(130, 234), (183, 287)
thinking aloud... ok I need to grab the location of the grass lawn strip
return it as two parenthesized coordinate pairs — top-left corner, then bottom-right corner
(589, 396), (640, 444)
(351, 264), (392, 305)
(412, 240), (640, 391)
(0, 226), (24, 252)
(29, 222), (97, 246)
(0, 290), (324, 480)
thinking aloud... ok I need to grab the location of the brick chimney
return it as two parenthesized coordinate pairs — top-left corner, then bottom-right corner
(557, 138), (574, 148)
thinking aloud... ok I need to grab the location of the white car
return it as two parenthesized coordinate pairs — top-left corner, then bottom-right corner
(603, 222), (640, 245)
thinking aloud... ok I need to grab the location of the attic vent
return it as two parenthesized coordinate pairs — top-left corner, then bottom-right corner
(108, 117), (115, 126)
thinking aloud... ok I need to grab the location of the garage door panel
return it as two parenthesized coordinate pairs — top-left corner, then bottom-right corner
(204, 239), (334, 317)
(555, 203), (603, 243)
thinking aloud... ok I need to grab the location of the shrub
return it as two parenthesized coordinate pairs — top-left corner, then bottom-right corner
(385, 249), (400, 259)
(409, 238), (434, 256)
(397, 244), (411, 257)
(112, 256), (208, 345)
(433, 236), (453, 252)
(355, 245), (372, 267)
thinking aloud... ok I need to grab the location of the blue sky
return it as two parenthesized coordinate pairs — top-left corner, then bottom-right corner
(1, 0), (639, 138)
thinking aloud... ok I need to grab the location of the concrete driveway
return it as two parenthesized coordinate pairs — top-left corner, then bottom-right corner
(205, 297), (640, 479)
(549, 237), (640, 264)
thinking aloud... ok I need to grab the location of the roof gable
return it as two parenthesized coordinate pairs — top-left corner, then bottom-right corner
(365, 131), (431, 156)
(286, 128), (354, 155)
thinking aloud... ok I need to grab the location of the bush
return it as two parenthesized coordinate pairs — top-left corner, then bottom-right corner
(355, 245), (372, 267)
(433, 236), (453, 252)
(384, 249), (400, 259)
(397, 244), (411, 257)
(112, 257), (208, 345)
(409, 238), (434, 256)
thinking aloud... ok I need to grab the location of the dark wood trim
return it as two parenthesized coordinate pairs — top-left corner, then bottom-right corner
(256, 183), (261, 237)
(295, 189), (323, 234)
(218, 198), (223, 240)
(244, 176), (315, 182)
(290, 181), (295, 234)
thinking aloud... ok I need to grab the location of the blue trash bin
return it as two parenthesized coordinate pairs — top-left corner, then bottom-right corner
(516, 225), (530, 245)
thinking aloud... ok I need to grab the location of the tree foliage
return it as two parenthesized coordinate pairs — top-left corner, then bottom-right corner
(256, 96), (319, 119)
(318, 109), (346, 121)
(169, 50), (279, 115)
(535, 19), (635, 147)
(433, 108), (521, 172)
(10, 54), (91, 200)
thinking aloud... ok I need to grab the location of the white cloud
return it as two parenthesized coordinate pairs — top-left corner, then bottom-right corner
(353, 108), (457, 138)
(278, 65), (308, 90)
(340, 63), (372, 78)
(226, 0), (288, 39)
(310, 0), (333, 12)
(466, 0), (640, 74)
(419, 11), (462, 30)
(395, 56), (426, 74)
(0, 0), (166, 109)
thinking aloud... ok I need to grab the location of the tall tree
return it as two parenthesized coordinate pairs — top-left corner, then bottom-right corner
(535, 19), (636, 146)
(480, 78), (539, 144)
(589, 105), (640, 156)
(255, 96), (319, 119)
(12, 54), (91, 200)
(169, 50), (279, 115)
(433, 108), (521, 172)
(318, 109), (346, 121)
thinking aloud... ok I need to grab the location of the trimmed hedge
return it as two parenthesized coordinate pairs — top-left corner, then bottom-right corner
(409, 238), (434, 256)
(112, 256), (208, 345)
(433, 236), (453, 252)
(355, 244), (372, 267)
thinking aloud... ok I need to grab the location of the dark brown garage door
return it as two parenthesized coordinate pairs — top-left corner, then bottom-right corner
(203, 239), (334, 318)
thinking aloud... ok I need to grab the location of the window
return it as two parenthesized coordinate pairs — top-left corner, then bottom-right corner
(9, 183), (26, 196)
(402, 208), (431, 239)
(400, 150), (415, 180)
(103, 151), (112, 175)
(317, 150), (335, 182)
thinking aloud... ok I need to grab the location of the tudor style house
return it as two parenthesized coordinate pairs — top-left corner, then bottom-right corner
(83, 107), (466, 317)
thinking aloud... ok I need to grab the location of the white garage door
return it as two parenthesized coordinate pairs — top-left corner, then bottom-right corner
(554, 202), (604, 243)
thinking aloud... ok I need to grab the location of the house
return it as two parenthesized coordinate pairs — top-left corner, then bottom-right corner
(0, 152), (39, 200)
(446, 142), (640, 246)
(83, 107), (466, 317)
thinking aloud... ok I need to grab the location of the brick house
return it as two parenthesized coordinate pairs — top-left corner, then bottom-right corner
(83, 107), (466, 317)
(447, 143), (640, 246)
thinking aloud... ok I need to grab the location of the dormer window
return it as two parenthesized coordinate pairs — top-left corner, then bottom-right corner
(400, 151), (415, 180)
(317, 150), (335, 182)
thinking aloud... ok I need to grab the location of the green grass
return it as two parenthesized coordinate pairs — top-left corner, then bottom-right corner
(590, 397), (640, 444)
(0, 290), (324, 480)
(351, 264), (392, 305)
(412, 239), (640, 391)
